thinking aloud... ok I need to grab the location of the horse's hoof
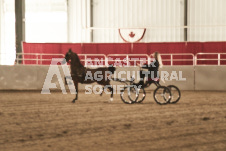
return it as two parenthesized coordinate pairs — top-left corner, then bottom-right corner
(109, 98), (113, 102)
(100, 90), (104, 96)
(72, 99), (76, 103)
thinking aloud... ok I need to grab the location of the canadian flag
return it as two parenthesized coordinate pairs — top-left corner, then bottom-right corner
(119, 28), (146, 43)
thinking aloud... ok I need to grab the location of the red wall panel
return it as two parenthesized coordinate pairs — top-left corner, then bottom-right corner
(132, 43), (148, 54)
(22, 42), (226, 65)
(147, 42), (187, 54)
(60, 43), (82, 54)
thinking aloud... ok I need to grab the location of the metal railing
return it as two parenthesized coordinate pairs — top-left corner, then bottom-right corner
(160, 53), (195, 66)
(16, 53), (65, 65)
(195, 53), (226, 65)
(1, 52), (226, 66)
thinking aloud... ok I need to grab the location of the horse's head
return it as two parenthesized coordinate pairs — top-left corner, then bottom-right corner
(63, 49), (73, 64)
(63, 49), (83, 68)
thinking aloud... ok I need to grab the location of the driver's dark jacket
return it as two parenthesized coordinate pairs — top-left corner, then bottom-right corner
(141, 60), (159, 79)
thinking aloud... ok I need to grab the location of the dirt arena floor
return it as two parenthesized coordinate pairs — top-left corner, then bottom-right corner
(0, 90), (226, 151)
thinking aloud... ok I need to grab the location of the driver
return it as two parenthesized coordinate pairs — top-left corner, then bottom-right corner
(137, 51), (163, 85)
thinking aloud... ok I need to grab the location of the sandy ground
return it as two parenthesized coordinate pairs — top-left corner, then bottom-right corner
(0, 90), (226, 151)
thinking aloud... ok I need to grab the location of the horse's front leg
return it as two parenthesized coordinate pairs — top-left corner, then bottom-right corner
(107, 85), (114, 102)
(72, 81), (78, 103)
(100, 87), (104, 96)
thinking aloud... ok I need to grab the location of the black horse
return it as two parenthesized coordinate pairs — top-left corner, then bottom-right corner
(64, 49), (115, 103)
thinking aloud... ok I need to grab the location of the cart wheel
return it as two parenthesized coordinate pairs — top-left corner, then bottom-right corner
(167, 85), (181, 104)
(120, 86), (138, 104)
(132, 87), (146, 103)
(154, 86), (171, 105)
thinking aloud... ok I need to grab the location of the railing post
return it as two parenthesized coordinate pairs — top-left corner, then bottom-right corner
(36, 54), (38, 65)
(170, 54), (173, 66)
(193, 54), (195, 66)
(104, 55), (108, 67)
(84, 55), (87, 67)
(16, 54), (19, 64)
(126, 55), (129, 67)
(195, 54), (198, 65)
(218, 53), (221, 66)
(40, 54), (43, 65)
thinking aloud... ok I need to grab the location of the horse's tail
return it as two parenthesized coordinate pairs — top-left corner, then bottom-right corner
(108, 65), (116, 74)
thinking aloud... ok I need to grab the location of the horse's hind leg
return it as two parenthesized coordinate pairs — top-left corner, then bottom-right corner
(100, 85), (113, 101)
(107, 85), (114, 101)
(72, 81), (78, 103)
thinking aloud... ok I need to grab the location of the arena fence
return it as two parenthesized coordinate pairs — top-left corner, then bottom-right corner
(1, 52), (226, 66)
(16, 53), (65, 65)
(14, 53), (195, 66)
(0, 52), (226, 90)
(11, 53), (225, 66)
(195, 53), (226, 65)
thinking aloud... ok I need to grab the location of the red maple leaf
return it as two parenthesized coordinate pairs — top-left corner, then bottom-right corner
(129, 32), (135, 38)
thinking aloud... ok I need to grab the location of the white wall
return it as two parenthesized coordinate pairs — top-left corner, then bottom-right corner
(92, 0), (184, 42)
(67, 0), (82, 42)
(1, 0), (226, 57)
(0, 0), (15, 65)
(67, 0), (92, 42)
(188, 0), (226, 41)
(0, 0), (3, 64)
(25, 0), (68, 42)
(22, 0), (226, 43)
(89, 0), (226, 42)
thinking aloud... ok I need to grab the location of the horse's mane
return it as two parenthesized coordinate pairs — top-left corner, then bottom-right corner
(71, 52), (84, 68)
